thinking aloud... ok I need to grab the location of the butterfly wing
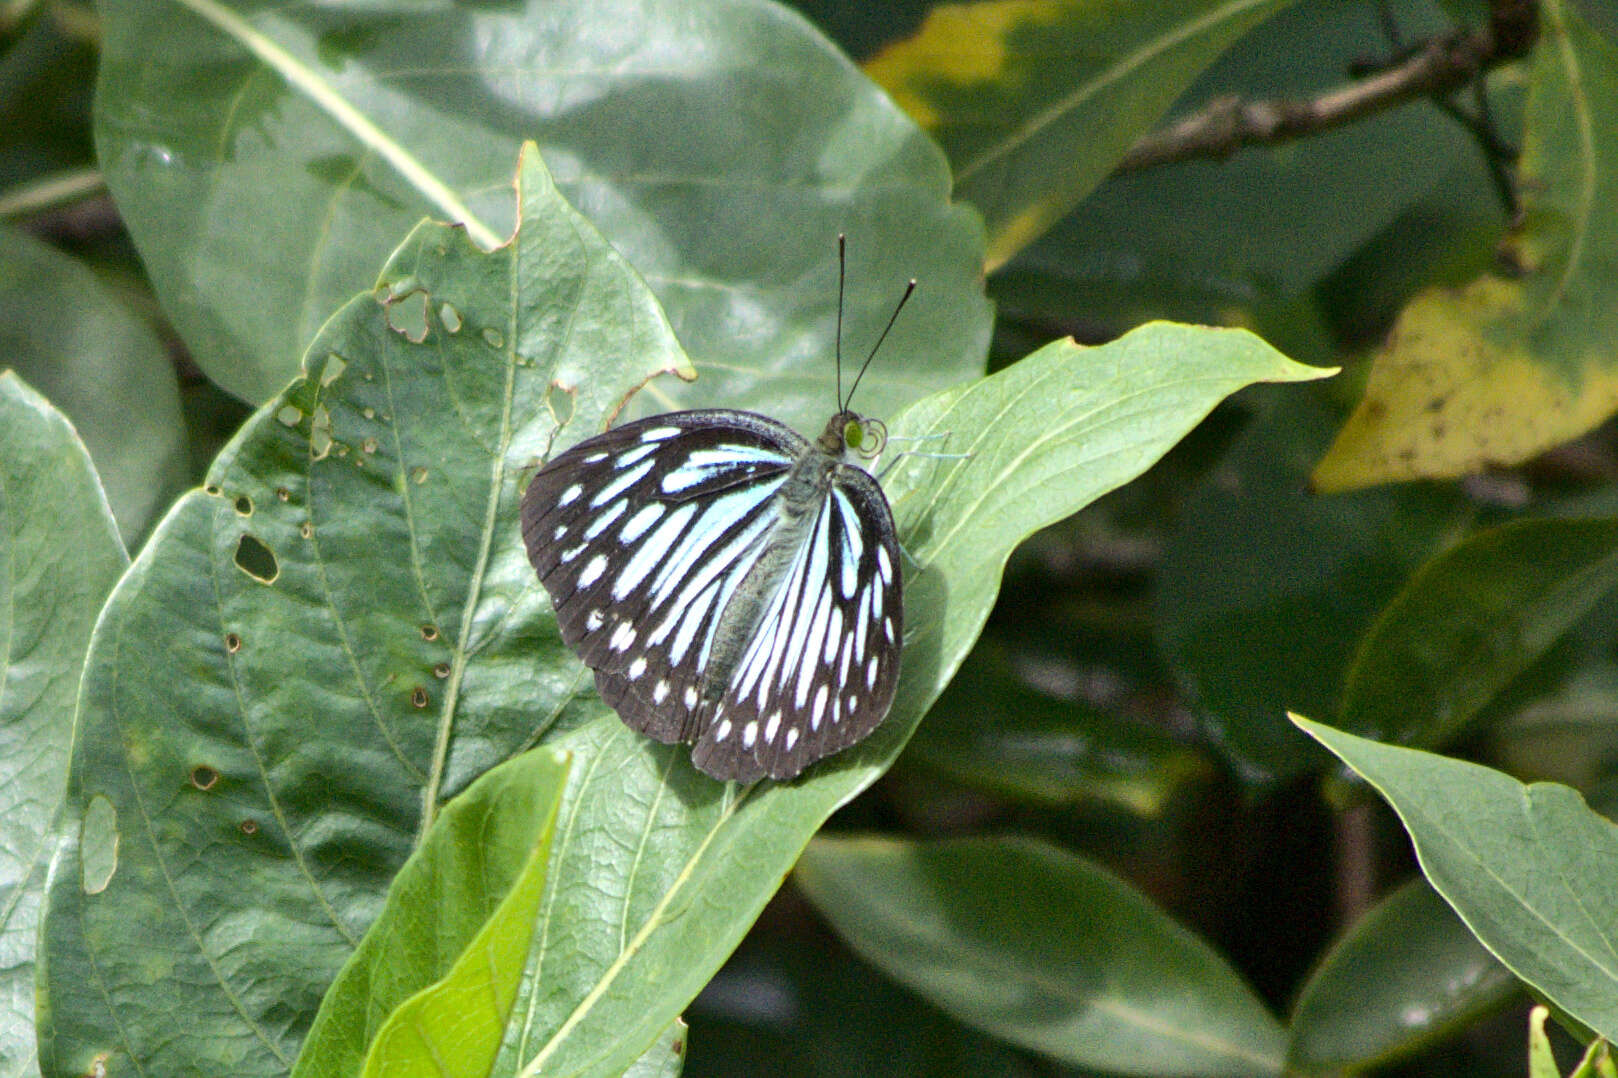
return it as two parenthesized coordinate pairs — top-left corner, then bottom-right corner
(689, 464), (903, 782)
(522, 410), (805, 745)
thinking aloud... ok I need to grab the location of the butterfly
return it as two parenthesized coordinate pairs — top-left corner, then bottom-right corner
(521, 243), (909, 781)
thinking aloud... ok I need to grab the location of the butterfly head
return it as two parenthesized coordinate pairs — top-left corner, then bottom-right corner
(820, 409), (887, 465)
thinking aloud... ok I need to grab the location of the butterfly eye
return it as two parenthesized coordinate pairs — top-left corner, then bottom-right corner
(843, 419), (864, 451)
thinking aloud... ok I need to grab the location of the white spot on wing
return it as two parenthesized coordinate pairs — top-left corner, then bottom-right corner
(585, 609), (604, 632)
(653, 680), (670, 704)
(584, 498), (628, 539)
(559, 483), (583, 506)
(812, 684), (828, 731)
(785, 727), (800, 751)
(684, 686), (698, 708)
(764, 710), (781, 743)
(715, 718), (732, 741)
(627, 657), (647, 680)
(610, 622), (637, 651)
(743, 720), (758, 748)
(641, 426), (681, 442)
(578, 554), (608, 589)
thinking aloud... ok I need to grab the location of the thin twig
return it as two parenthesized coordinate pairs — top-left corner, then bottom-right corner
(1117, 0), (1539, 174)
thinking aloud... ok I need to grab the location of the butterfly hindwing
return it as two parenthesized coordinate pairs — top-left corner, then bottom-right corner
(690, 464), (902, 781)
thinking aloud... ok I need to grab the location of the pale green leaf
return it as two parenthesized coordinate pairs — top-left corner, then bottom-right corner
(1296, 716), (1618, 1046)
(0, 373), (126, 1078)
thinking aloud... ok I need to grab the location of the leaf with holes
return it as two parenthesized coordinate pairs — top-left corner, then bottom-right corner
(35, 138), (1326, 1075)
(35, 146), (688, 1078)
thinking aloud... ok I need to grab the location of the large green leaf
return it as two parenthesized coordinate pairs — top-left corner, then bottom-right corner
(1339, 518), (1618, 748)
(862, 0), (1296, 269)
(0, 373), (127, 1078)
(1315, 0), (1618, 488)
(37, 139), (1322, 1073)
(94, 0), (989, 430)
(795, 834), (1285, 1075)
(288, 747), (571, 1078)
(1287, 878), (1517, 1072)
(0, 224), (185, 543)
(1296, 716), (1618, 1046)
(36, 147), (688, 1078)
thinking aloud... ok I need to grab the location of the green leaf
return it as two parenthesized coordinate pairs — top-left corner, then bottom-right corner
(95, 0), (990, 431)
(862, 0), (1295, 269)
(1295, 715), (1618, 1046)
(489, 326), (1324, 1078)
(0, 373), (127, 1078)
(0, 224), (186, 543)
(1287, 878), (1518, 1072)
(37, 146), (687, 1078)
(796, 834), (1285, 1075)
(1314, 0), (1618, 489)
(38, 134), (1323, 1073)
(1155, 386), (1472, 786)
(285, 747), (570, 1078)
(1339, 518), (1618, 748)
(904, 639), (1212, 814)
(622, 1020), (685, 1078)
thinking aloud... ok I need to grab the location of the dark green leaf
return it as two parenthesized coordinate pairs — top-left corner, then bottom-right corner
(1339, 518), (1618, 748)
(796, 834), (1285, 1075)
(1288, 878), (1518, 1071)
(1155, 386), (1471, 786)
(0, 224), (185, 543)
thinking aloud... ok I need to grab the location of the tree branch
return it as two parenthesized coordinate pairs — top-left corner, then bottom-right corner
(1116, 0), (1539, 174)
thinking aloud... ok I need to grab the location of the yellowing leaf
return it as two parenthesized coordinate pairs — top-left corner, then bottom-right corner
(1315, 0), (1618, 490)
(864, 0), (1292, 269)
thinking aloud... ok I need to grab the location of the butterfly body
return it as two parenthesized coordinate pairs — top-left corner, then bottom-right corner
(522, 407), (902, 781)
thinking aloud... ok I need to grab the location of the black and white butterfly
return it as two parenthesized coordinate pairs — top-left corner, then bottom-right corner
(521, 247), (909, 782)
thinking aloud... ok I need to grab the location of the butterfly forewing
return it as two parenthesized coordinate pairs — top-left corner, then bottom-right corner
(522, 411), (801, 744)
(522, 407), (903, 781)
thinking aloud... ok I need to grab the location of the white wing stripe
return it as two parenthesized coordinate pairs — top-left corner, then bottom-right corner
(590, 459), (653, 508)
(612, 502), (698, 600)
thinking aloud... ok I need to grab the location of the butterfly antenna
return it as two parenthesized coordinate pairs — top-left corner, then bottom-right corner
(835, 233), (847, 409)
(844, 277), (916, 411)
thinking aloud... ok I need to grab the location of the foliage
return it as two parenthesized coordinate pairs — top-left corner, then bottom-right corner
(5, 1), (1618, 1076)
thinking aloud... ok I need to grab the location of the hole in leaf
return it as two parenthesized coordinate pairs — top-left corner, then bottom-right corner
(240, 819), (259, 835)
(439, 302), (462, 332)
(434, 662), (451, 678)
(80, 795), (119, 894)
(420, 624), (439, 641)
(233, 534), (278, 584)
(310, 405), (333, 460)
(299, 521), (314, 539)
(190, 765), (219, 791)
(481, 326), (504, 349)
(204, 484), (221, 497)
(224, 632), (242, 654)
(362, 436), (378, 455)
(275, 487), (290, 502)
(276, 404), (303, 427)
(319, 353), (347, 386)
(385, 290), (431, 343)
(234, 495), (252, 516)
(411, 466), (428, 484)
(411, 686), (429, 708)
